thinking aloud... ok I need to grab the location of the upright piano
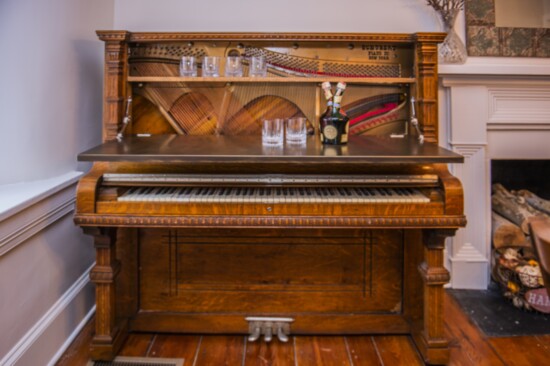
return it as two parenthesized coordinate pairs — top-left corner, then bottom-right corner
(75, 31), (466, 364)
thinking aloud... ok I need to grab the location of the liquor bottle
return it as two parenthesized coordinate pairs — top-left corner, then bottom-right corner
(319, 80), (349, 144)
(320, 101), (349, 145)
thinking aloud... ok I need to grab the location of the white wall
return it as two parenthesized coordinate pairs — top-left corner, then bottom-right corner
(114, 0), (440, 32)
(0, 0), (114, 365)
(0, 0), (113, 185)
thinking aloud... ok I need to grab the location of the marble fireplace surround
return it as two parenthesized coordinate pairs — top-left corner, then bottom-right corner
(439, 61), (550, 289)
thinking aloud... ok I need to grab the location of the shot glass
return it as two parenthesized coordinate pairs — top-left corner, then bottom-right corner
(249, 55), (267, 77)
(262, 119), (284, 145)
(179, 56), (197, 77)
(224, 56), (243, 77)
(202, 56), (220, 77)
(285, 117), (307, 144)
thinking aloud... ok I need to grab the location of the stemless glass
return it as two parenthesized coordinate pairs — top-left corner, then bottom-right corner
(179, 56), (197, 77)
(249, 55), (267, 77)
(224, 56), (243, 77)
(262, 119), (284, 145)
(286, 117), (307, 144)
(202, 56), (220, 77)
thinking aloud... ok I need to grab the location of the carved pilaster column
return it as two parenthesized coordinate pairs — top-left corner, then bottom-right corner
(97, 31), (130, 142)
(84, 227), (126, 360)
(415, 228), (455, 365)
(414, 33), (445, 144)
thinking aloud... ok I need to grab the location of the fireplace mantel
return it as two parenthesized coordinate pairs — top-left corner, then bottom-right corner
(439, 65), (550, 289)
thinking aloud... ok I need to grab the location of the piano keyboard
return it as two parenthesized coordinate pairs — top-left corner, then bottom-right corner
(118, 186), (430, 204)
(103, 173), (439, 186)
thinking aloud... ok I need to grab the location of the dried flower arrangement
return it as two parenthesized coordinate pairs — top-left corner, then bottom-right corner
(425, 0), (465, 24)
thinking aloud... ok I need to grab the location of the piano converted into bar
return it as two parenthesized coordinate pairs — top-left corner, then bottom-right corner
(75, 31), (466, 364)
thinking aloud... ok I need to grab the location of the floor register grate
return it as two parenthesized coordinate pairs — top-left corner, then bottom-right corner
(88, 356), (184, 366)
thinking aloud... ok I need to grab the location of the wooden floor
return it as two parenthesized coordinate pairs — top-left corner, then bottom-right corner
(56, 292), (550, 366)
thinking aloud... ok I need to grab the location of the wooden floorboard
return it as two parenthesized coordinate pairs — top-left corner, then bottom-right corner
(56, 292), (550, 366)
(488, 336), (550, 366)
(194, 335), (245, 366)
(373, 335), (424, 366)
(147, 334), (201, 360)
(345, 336), (382, 366)
(244, 336), (296, 366)
(294, 336), (350, 366)
(118, 333), (154, 357)
(444, 293), (506, 366)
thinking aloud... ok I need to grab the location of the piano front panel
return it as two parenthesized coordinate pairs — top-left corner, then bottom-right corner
(138, 228), (403, 324)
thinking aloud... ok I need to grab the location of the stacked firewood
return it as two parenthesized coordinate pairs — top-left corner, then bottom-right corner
(491, 183), (550, 312)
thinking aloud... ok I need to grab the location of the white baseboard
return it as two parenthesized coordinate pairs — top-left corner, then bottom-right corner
(47, 304), (95, 366)
(0, 265), (95, 366)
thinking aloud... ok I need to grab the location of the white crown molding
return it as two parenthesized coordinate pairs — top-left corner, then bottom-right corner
(439, 57), (550, 77)
(0, 264), (94, 366)
(440, 74), (550, 88)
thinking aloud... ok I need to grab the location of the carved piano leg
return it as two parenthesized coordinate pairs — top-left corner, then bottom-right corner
(84, 227), (128, 361)
(413, 229), (455, 365)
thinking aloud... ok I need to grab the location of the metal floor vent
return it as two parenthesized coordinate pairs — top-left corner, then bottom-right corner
(88, 356), (184, 366)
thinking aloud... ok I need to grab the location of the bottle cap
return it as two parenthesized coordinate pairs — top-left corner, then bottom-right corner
(321, 81), (332, 90)
(336, 82), (347, 90)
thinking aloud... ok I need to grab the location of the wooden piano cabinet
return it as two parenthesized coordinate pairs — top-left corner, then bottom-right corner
(75, 31), (465, 364)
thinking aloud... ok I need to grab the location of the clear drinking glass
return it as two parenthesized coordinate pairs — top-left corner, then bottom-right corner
(249, 55), (267, 77)
(286, 117), (307, 144)
(262, 119), (284, 145)
(202, 56), (220, 77)
(179, 56), (197, 77)
(224, 56), (243, 77)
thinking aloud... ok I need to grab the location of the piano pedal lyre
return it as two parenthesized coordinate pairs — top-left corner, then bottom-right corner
(245, 317), (294, 343)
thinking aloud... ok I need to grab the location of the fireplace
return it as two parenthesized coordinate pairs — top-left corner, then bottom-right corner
(440, 71), (550, 289)
(490, 160), (550, 313)
(492, 160), (550, 198)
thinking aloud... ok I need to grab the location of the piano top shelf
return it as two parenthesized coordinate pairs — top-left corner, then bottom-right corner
(78, 135), (463, 165)
(126, 76), (416, 85)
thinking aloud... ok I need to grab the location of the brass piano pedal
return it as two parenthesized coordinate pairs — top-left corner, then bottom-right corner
(245, 317), (294, 343)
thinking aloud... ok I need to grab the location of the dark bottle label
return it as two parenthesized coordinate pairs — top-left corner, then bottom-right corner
(320, 115), (349, 145)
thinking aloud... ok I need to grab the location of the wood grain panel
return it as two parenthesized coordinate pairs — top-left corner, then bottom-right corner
(138, 229), (403, 315)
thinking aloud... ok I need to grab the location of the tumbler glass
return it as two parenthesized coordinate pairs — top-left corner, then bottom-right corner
(179, 56), (197, 77)
(249, 55), (267, 77)
(202, 56), (220, 77)
(224, 56), (243, 77)
(262, 119), (284, 145)
(285, 117), (307, 144)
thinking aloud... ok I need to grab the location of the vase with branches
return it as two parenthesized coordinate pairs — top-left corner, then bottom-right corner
(426, 0), (467, 64)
